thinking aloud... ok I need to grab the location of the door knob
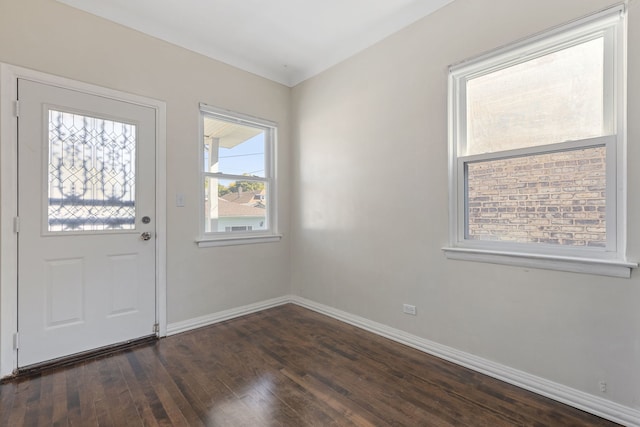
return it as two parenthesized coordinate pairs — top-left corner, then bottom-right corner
(140, 232), (152, 241)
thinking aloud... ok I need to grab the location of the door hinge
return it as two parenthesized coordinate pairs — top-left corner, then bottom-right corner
(13, 332), (19, 350)
(14, 100), (19, 118)
(153, 323), (159, 334)
(13, 217), (19, 233)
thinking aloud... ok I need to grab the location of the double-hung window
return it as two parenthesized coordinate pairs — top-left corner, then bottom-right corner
(444, 6), (635, 277)
(198, 104), (279, 247)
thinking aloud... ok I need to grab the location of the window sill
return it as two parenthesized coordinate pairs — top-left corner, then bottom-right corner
(442, 247), (637, 278)
(197, 234), (282, 248)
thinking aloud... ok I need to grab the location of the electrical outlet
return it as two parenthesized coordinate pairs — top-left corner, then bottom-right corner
(403, 304), (417, 316)
(599, 381), (607, 393)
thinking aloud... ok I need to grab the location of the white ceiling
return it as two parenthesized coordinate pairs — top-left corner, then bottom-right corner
(56, 0), (454, 87)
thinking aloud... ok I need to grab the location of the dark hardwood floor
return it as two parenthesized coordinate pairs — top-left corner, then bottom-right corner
(0, 304), (619, 426)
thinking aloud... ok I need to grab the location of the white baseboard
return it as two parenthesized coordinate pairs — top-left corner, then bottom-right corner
(290, 296), (640, 427)
(166, 295), (291, 336)
(166, 295), (640, 427)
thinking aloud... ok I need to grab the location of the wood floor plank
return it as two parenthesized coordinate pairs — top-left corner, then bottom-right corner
(63, 365), (85, 426)
(0, 381), (16, 426)
(272, 372), (351, 426)
(118, 351), (165, 427)
(84, 357), (117, 427)
(5, 379), (31, 426)
(280, 367), (386, 427)
(22, 375), (43, 426)
(139, 346), (205, 427)
(49, 369), (70, 426)
(35, 372), (55, 426)
(155, 330), (253, 421)
(93, 354), (141, 426)
(0, 304), (621, 426)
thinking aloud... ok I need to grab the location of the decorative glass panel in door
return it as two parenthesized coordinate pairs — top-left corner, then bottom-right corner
(48, 109), (136, 232)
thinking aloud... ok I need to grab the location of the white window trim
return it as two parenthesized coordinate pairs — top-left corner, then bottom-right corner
(443, 4), (636, 277)
(196, 103), (281, 247)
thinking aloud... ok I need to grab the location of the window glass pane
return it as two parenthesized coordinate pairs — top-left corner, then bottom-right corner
(204, 177), (267, 233)
(466, 146), (606, 247)
(203, 116), (266, 177)
(465, 37), (605, 155)
(48, 109), (136, 232)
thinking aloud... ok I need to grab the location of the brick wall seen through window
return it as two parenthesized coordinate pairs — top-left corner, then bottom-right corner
(467, 146), (606, 247)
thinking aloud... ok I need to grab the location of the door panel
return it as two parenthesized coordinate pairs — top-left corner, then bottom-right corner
(107, 253), (140, 316)
(17, 79), (156, 367)
(45, 258), (84, 328)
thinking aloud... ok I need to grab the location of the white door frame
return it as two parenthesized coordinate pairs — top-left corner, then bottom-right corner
(0, 63), (167, 377)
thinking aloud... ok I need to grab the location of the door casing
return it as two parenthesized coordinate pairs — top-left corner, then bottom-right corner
(0, 63), (167, 377)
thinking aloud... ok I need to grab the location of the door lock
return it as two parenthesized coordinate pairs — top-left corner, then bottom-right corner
(140, 231), (152, 241)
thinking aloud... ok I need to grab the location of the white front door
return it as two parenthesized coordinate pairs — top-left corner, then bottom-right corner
(17, 79), (157, 367)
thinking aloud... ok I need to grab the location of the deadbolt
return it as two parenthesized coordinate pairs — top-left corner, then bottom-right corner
(142, 216), (151, 224)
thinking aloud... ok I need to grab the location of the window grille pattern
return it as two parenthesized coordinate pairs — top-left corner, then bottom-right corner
(48, 110), (136, 231)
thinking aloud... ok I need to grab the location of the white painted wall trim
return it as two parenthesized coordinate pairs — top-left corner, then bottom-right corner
(166, 295), (292, 335)
(0, 64), (20, 379)
(290, 296), (640, 427)
(0, 63), (168, 376)
(155, 95), (168, 338)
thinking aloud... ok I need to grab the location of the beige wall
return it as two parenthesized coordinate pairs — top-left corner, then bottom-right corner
(291, 0), (640, 409)
(0, 0), (292, 323)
